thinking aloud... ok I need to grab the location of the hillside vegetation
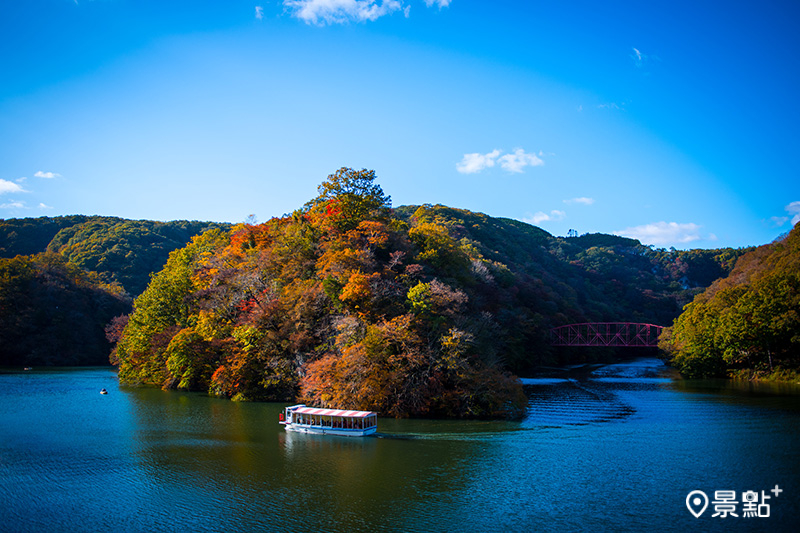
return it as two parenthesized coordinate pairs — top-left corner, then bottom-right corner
(660, 224), (800, 379)
(0, 253), (131, 366)
(1, 216), (229, 296)
(111, 168), (750, 418)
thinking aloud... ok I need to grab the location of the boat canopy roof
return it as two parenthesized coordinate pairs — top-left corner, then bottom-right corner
(289, 405), (376, 418)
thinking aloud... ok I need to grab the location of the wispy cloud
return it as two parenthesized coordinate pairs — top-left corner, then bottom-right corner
(0, 200), (26, 209)
(786, 201), (800, 225)
(456, 149), (501, 174)
(523, 210), (566, 225)
(564, 197), (595, 205)
(34, 171), (61, 179)
(457, 148), (544, 174)
(283, 0), (405, 25)
(631, 47), (646, 68)
(631, 46), (661, 72)
(283, 0), (449, 25)
(770, 201), (800, 227)
(255, 6), (264, 20)
(614, 221), (703, 246)
(38, 202), (53, 210)
(498, 148), (544, 173)
(0, 179), (27, 194)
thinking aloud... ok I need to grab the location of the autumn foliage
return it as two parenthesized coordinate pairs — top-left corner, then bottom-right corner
(111, 168), (526, 418)
(660, 223), (800, 379)
(108, 167), (760, 417)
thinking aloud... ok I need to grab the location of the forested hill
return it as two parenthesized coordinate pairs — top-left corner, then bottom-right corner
(393, 204), (749, 328)
(0, 216), (230, 296)
(111, 168), (752, 419)
(0, 211), (743, 305)
(0, 253), (131, 366)
(660, 223), (800, 379)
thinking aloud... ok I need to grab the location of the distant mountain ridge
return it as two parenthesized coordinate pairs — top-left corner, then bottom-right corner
(1, 201), (751, 377)
(103, 169), (757, 418)
(0, 210), (749, 317)
(1, 216), (230, 295)
(395, 204), (749, 327)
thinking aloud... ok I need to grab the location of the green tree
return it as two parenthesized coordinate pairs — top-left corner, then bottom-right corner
(661, 224), (800, 379)
(114, 229), (229, 386)
(306, 167), (391, 232)
(0, 253), (130, 366)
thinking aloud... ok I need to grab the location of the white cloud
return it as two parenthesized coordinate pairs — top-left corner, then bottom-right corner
(631, 47), (645, 68)
(283, 0), (450, 24)
(0, 179), (27, 194)
(283, 0), (405, 25)
(38, 203), (54, 210)
(564, 197), (595, 205)
(523, 210), (565, 225)
(498, 148), (544, 173)
(34, 171), (60, 179)
(457, 148), (544, 174)
(0, 201), (26, 209)
(614, 221), (702, 246)
(255, 6), (264, 19)
(771, 201), (800, 227)
(456, 149), (501, 174)
(631, 47), (661, 70)
(786, 200), (800, 225)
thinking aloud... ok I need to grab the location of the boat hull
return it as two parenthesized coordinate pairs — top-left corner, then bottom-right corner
(283, 423), (376, 437)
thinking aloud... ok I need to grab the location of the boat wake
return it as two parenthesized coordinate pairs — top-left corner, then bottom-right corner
(518, 358), (671, 428)
(522, 378), (635, 428)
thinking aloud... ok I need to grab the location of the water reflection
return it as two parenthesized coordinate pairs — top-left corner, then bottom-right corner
(2, 362), (799, 532)
(673, 376), (800, 400)
(121, 386), (489, 532)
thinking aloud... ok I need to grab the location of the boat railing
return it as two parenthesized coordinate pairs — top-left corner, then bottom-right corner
(283, 405), (378, 431)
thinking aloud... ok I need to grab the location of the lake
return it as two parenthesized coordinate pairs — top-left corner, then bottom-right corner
(1, 358), (798, 532)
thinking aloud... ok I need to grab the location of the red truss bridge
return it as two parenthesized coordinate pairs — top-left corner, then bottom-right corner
(550, 322), (665, 347)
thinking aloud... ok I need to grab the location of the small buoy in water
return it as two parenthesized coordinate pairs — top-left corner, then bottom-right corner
(100, 388), (108, 395)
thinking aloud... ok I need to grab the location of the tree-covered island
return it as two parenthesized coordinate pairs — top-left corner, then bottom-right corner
(111, 168), (529, 418)
(107, 168), (768, 418)
(5, 168), (793, 416)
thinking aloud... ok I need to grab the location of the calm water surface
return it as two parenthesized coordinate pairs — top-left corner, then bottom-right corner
(1, 358), (798, 532)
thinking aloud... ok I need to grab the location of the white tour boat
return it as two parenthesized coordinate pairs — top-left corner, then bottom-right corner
(279, 404), (378, 437)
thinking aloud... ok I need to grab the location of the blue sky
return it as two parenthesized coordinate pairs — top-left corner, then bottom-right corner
(1, 0), (798, 249)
